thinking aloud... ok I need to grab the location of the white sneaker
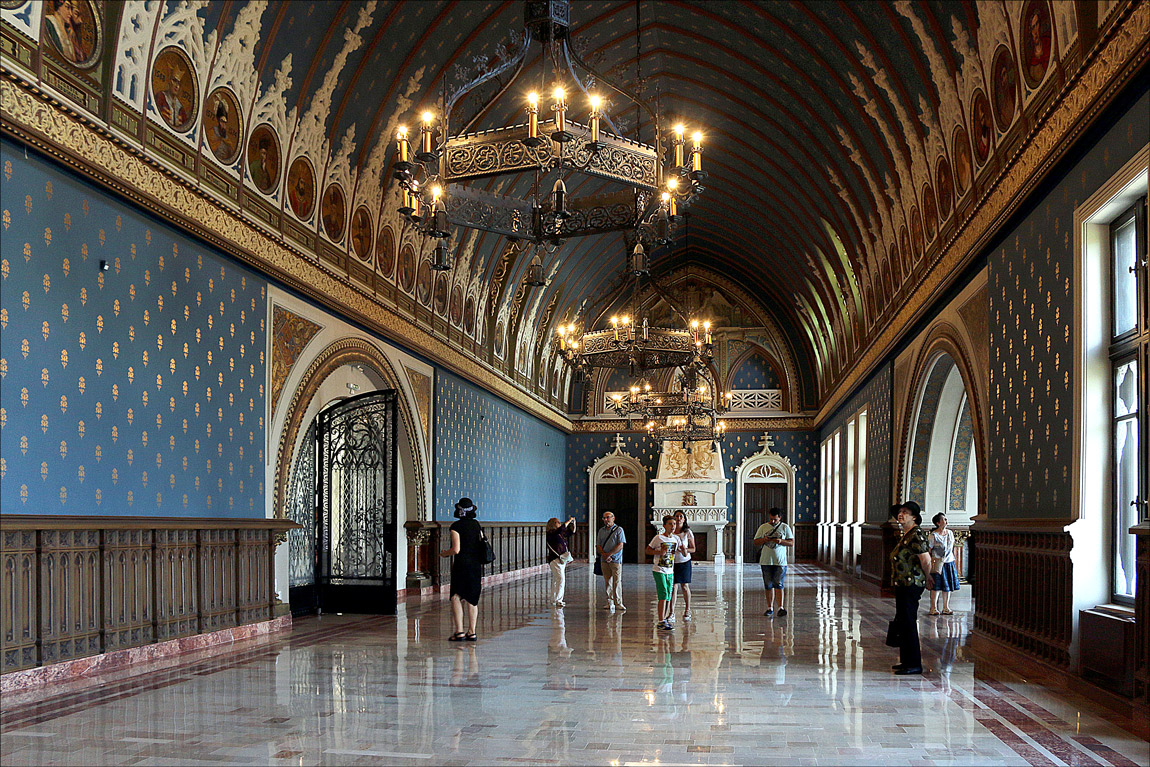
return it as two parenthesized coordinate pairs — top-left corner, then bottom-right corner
(554, 600), (565, 607)
(683, 610), (692, 622)
(608, 604), (616, 612)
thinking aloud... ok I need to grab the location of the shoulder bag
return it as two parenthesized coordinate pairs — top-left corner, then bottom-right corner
(478, 524), (496, 565)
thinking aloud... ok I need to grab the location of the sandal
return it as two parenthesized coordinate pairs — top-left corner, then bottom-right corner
(941, 610), (953, 615)
(448, 632), (466, 642)
(928, 610), (940, 616)
(464, 633), (478, 641)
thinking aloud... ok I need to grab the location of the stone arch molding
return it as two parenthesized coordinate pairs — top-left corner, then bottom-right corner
(587, 435), (648, 547)
(273, 336), (428, 524)
(734, 434), (797, 564)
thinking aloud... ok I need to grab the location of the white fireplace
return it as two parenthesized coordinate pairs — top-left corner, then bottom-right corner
(649, 440), (730, 565)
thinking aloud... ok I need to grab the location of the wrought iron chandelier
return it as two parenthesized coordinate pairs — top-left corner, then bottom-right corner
(392, 0), (707, 277)
(607, 356), (731, 444)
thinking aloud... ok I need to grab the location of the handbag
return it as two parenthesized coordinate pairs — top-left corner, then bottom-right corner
(479, 525), (496, 565)
(885, 619), (901, 647)
(548, 542), (573, 565)
(593, 558), (602, 576)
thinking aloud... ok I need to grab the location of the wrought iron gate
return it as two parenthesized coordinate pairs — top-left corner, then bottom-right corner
(286, 423), (319, 614)
(290, 390), (398, 615)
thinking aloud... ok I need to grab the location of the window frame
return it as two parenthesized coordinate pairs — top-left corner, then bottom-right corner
(1107, 195), (1147, 606)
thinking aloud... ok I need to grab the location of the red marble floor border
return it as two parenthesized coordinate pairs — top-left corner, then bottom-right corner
(0, 616), (291, 700)
(0, 615), (388, 728)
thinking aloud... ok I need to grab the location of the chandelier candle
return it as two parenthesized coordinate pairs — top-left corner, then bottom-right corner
(396, 127), (411, 168)
(526, 92), (541, 145)
(692, 132), (703, 173)
(552, 88), (567, 140)
(674, 124), (685, 168)
(589, 94), (601, 144)
(420, 112), (435, 158)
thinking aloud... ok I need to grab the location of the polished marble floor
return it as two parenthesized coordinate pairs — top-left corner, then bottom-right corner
(1, 564), (1146, 766)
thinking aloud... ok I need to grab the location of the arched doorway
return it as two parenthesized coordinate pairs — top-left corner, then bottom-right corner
(903, 352), (978, 577)
(588, 436), (646, 564)
(734, 434), (796, 565)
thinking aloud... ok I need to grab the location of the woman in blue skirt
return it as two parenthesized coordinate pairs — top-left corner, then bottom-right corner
(928, 512), (960, 615)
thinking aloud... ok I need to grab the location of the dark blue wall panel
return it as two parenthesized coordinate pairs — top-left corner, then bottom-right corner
(434, 371), (567, 522)
(1, 140), (267, 517)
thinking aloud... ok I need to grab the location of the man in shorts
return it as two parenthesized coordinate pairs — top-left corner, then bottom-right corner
(753, 507), (794, 617)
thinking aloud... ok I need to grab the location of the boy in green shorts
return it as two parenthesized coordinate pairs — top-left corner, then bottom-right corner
(646, 515), (679, 630)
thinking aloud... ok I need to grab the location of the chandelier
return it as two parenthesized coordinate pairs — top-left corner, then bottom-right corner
(608, 355), (732, 444)
(392, 0), (707, 276)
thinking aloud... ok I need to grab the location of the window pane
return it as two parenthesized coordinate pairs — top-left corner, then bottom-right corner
(1113, 415), (1139, 599)
(1112, 217), (1137, 337)
(1114, 360), (1139, 418)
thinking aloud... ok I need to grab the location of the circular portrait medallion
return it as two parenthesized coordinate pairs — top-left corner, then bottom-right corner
(416, 260), (433, 305)
(449, 286), (464, 325)
(434, 273), (449, 314)
(398, 244), (416, 293)
(376, 226), (395, 278)
(350, 207), (373, 261)
(970, 90), (994, 166)
(43, 0), (101, 69)
(203, 87), (242, 165)
(1021, 0), (1053, 89)
(320, 184), (346, 242)
(246, 124), (281, 194)
(991, 45), (1019, 132)
(922, 184), (937, 242)
(951, 125), (973, 195)
(935, 156), (953, 216)
(151, 46), (198, 133)
(286, 157), (316, 219)
(464, 296), (476, 335)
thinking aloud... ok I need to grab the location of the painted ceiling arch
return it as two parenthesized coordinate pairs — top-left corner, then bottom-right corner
(1, 0), (1118, 413)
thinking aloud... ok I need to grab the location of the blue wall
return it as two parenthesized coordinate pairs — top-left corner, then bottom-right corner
(1, 140), (267, 517)
(987, 88), (1149, 518)
(565, 430), (818, 523)
(434, 371), (567, 522)
(729, 353), (780, 389)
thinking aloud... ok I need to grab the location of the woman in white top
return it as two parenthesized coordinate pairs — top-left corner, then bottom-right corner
(669, 510), (697, 623)
(928, 512), (960, 615)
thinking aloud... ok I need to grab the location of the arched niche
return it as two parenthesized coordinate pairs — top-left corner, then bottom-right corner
(587, 435), (647, 563)
(733, 434), (796, 565)
(903, 351), (978, 527)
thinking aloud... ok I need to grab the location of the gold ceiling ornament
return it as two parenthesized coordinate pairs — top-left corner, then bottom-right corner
(392, 0), (706, 281)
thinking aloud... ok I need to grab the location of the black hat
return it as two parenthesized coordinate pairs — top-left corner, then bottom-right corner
(454, 497), (477, 518)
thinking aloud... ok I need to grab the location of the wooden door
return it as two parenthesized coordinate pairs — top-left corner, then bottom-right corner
(743, 484), (786, 561)
(597, 484), (640, 563)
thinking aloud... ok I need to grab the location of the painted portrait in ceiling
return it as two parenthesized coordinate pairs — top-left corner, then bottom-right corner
(951, 125), (972, 196)
(494, 321), (505, 359)
(450, 286), (464, 325)
(350, 207), (372, 261)
(935, 156), (954, 216)
(464, 296), (476, 335)
(398, 244), (415, 293)
(991, 46), (1019, 131)
(203, 88), (242, 165)
(286, 157), (315, 219)
(320, 183), (346, 242)
(434, 273), (448, 314)
(1021, 0), (1054, 89)
(910, 207), (924, 260)
(970, 90), (994, 165)
(376, 226), (395, 278)
(922, 184), (937, 242)
(43, 0), (100, 68)
(416, 260), (432, 305)
(246, 125), (280, 194)
(151, 47), (198, 133)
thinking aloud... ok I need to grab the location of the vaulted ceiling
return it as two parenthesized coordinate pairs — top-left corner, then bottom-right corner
(1, 0), (1112, 415)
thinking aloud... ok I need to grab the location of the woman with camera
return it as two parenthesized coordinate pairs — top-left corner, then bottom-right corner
(441, 497), (485, 641)
(547, 516), (577, 607)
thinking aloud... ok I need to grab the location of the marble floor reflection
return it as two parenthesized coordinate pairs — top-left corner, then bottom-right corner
(2, 564), (1146, 766)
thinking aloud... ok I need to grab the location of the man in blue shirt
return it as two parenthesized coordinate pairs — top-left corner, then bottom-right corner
(596, 511), (627, 611)
(753, 507), (794, 617)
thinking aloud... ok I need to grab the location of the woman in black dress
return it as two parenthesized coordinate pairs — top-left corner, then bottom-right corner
(440, 497), (484, 641)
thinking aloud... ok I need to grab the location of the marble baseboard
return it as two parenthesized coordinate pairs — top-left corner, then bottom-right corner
(0, 615), (292, 703)
(401, 562), (558, 600)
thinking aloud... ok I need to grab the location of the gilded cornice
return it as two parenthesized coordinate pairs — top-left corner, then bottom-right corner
(816, 2), (1150, 425)
(0, 74), (573, 433)
(574, 416), (815, 432)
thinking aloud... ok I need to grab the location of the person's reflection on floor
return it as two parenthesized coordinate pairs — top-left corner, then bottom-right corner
(446, 645), (483, 752)
(672, 624), (694, 709)
(929, 614), (962, 696)
(547, 607), (577, 690)
(760, 620), (793, 705)
(654, 631), (676, 717)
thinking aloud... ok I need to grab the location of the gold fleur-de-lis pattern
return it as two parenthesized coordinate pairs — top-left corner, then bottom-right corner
(988, 100), (1146, 515)
(436, 372), (566, 522)
(0, 146), (267, 516)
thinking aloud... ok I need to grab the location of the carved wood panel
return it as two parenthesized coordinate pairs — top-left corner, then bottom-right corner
(199, 529), (238, 632)
(1, 530), (38, 672)
(38, 529), (102, 667)
(155, 529), (199, 641)
(102, 529), (154, 652)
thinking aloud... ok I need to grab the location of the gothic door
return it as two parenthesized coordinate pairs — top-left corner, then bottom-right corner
(597, 483), (639, 563)
(315, 391), (398, 615)
(743, 484), (786, 562)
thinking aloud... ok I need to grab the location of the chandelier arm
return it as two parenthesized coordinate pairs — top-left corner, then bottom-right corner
(565, 40), (661, 158)
(561, 41), (623, 137)
(446, 27), (534, 135)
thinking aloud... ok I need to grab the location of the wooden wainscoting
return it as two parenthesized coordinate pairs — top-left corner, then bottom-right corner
(971, 522), (1073, 668)
(1134, 524), (1149, 703)
(0, 515), (295, 674)
(403, 520), (558, 593)
(794, 523), (817, 560)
